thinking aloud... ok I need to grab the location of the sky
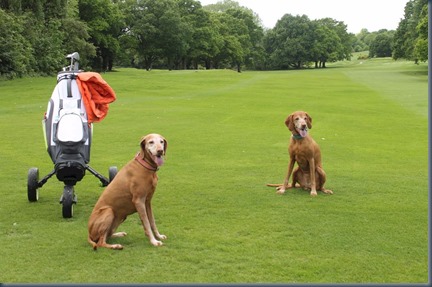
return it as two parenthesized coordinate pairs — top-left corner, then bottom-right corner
(199, 0), (409, 34)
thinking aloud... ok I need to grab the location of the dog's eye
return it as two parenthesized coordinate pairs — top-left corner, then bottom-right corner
(295, 117), (299, 121)
(149, 140), (154, 144)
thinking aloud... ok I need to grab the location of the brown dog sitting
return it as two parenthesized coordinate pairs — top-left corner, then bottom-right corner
(268, 111), (333, 197)
(88, 133), (167, 250)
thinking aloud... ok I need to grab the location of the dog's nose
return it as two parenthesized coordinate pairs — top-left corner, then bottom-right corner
(156, 149), (163, 156)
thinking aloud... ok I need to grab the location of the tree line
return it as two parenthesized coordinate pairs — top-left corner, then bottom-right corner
(353, 0), (427, 62)
(0, 0), (427, 79)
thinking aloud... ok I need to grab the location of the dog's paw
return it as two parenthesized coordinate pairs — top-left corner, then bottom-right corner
(323, 189), (333, 195)
(276, 185), (286, 194)
(157, 234), (167, 240)
(111, 244), (124, 250)
(276, 189), (286, 195)
(151, 240), (164, 247)
(310, 190), (318, 197)
(112, 232), (127, 238)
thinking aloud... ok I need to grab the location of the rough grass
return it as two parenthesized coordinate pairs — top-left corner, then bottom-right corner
(0, 57), (428, 283)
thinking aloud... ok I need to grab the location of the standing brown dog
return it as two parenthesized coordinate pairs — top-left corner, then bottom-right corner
(268, 111), (332, 197)
(88, 133), (167, 250)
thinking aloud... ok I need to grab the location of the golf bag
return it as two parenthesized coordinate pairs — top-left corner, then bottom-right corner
(27, 52), (117, 218)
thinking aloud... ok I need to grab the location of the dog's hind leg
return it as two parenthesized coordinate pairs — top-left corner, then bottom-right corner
(96, 234), (124, 250)
(88, 208), (124, 250)
(316, 167), (332, 194)
(88, 235), (98, 250)
(292, 167), (304, 189)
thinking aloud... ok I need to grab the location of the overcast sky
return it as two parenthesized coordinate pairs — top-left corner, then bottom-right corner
(199, 0), (408, 34)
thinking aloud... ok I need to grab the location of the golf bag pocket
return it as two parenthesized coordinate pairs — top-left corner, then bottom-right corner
(54, 112), (88, 154)
(56, 113), (86, 143)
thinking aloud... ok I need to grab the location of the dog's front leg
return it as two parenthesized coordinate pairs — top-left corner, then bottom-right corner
(277, 159), (295, 194)
(309, 158), (317, 197)
(133, 197), (163, 246)
(146, 199), (167, 241)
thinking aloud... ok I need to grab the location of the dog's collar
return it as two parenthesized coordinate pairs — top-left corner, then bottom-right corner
(292, 134), (304, 140)
(135, 153), (158, 171)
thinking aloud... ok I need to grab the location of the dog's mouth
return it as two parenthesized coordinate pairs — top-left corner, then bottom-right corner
(154, 154), (164, 167)
(297, 127), (308, 138)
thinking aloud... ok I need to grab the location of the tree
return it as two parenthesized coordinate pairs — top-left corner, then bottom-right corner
(393, 0), (427, 62)
(203, 0), (240, 12)
(392, 18), (409, 60)
(353, 29), (371, 52)
(61, 0), (96, 70)
(0, 9), (32, 78)
(1, 0), (69, 75)
(122, 0), (188, 70)
(369, 30), (393, 58)
(30, 18), (66, 75)
(311, 23), (342, 68)
(313, 18), (353, 67)
(265, 14), (315, 69)
(226, 7), (264, 70)
(175, 0), (219, 69)
(78, 0), (124, 71)
(159, 0), (190, 70)
(413, 3), (428, 62)
(203, 0), (264, 71)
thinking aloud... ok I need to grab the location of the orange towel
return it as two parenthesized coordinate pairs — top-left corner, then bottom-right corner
(76, 72), (116, 123)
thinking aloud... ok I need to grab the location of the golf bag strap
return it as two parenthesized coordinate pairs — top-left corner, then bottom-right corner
(67, 78), (72, 98)
(57, 74), (76, 98)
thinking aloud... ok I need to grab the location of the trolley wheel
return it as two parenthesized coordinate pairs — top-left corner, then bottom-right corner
(27, 167), (39, 202)
(108, 166), (118, 183)
(61, 185), (76, 218)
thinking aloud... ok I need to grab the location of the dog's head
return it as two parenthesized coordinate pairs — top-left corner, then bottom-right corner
(285, 111), (312, 138)
(140, 133), (167, 167)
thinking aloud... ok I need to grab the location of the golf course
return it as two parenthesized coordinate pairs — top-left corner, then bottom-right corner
(0, 56), (428, 283)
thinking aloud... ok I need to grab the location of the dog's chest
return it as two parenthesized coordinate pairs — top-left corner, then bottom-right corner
(139, 172), (158, 189)
(294, 154), (310, 170)
(290, 140), (315, 170)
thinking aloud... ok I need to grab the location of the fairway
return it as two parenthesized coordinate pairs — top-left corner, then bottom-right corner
(0, 58), (428, 283)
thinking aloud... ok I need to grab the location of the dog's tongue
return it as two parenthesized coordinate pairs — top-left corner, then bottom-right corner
(155, 156), (164, 167)
(299, 128), (308, 138)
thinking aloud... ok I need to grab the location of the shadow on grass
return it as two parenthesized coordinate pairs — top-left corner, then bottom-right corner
(400, 69), (428, 77)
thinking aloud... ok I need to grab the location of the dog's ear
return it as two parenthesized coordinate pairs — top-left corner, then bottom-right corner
(285, 114), (294, 131)
(162, 137), (168, 155)
(305, 112), (312, 129)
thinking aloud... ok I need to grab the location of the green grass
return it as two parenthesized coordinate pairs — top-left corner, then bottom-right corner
(0, 57), (428, 283)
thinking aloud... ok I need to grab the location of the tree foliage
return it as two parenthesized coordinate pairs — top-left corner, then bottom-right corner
(78, 0), (123, 71)
(393, 0), (427, 62)
(0, 9), (32, 78)
(368, 30), (395, 58)
(0, 0), (95, 77)
(2, 0), (424, 78)
(264, 14), (353, 69)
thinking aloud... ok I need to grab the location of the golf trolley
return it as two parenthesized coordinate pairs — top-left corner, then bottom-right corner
(27, 52), (117, 218)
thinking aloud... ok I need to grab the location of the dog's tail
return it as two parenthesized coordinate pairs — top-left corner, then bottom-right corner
(266, 183), (283, 187)
(88, 235), (98, 251)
